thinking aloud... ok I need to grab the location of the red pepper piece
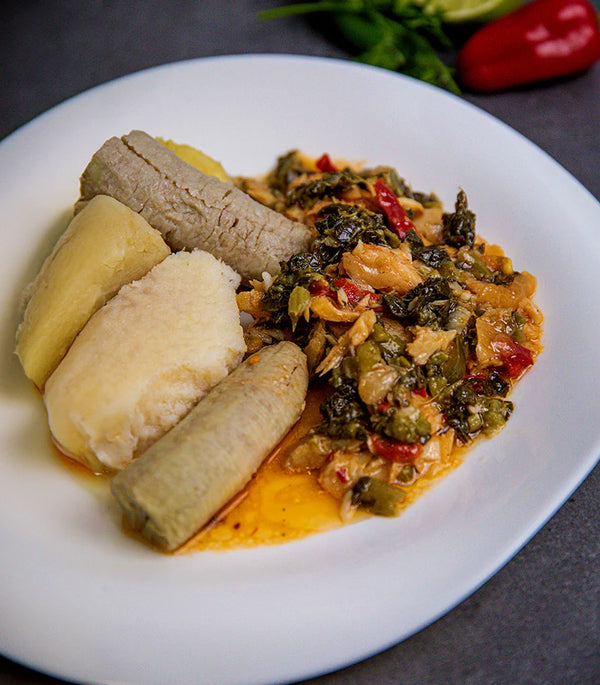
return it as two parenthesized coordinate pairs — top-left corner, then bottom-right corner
(457, 0), (600, 92)
(376, 400), (392, 413)
(333, 277), (381, 306)
(491, 336), (534, 378)
(369, 434), (422, 463)
(336, 466), (350, 484)
(411, 387), (428, 398)
(309, 280), (336, 298)
(373, 178), (414, 240)
(316, 153), (338, 173)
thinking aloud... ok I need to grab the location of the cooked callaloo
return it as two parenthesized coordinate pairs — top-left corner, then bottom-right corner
(236, 149), (543, 522)
(15, 134), (542, 552)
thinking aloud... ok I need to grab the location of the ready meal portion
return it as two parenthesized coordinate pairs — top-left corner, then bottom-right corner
(15, 131), (543, 552)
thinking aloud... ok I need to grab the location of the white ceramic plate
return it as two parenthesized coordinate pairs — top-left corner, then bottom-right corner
(1, 55), (599, 685)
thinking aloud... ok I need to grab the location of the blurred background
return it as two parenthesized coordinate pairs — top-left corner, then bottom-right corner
(1, 1), (599, 684)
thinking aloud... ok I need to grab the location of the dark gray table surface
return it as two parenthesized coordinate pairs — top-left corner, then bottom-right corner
(1, 1), (599, 684)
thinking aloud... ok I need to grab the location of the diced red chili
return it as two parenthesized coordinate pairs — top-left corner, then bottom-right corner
(309, 281), (336, 298)
(333, 277), (381, 306)
(376, 400), (392, 413)
(336, 466), (350, 484)
(373, 178), (415, 240)
(411, 387), (428, 398)
(492, 336), (534, 378)
(316, 153), (338, 173)
(370, 434), (422, 463)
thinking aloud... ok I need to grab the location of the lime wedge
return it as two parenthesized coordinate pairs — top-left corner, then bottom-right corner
(432, 0), (523, 23)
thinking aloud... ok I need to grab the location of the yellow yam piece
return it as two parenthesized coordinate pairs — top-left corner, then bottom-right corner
(156, 138), (230, 182)
(44, 250), (246, 473)
(15, 195), (170, 389)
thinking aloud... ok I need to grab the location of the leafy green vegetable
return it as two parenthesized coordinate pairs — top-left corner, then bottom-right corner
(259, 0), (459, 93)
(319, 378), (369, 439)
(361, 166), (411, 198)
(405, 228), (450, 268)
(312, 203), (400, 265)
(425, 337), (467, 395)
(383, 276), (455, 328)
(359, 167), (441, 208)
(267, 150), (311, 194)
(370, 323), (407, 362)
(262, 252), (323, 325)
(286, 170), (367, 207)
(442, 189), (476, 248)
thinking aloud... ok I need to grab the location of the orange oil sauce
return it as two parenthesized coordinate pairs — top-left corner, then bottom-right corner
(54, 386), (466, 554)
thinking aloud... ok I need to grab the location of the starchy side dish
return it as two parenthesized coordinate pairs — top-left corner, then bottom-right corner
(44, 250), (245, 472)
(77, 130), (312, 282)
(15, 132), (543, 552)
(15, 194), (170, 389)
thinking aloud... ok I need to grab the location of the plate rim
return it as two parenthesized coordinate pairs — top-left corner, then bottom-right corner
(1, 53), (599, 685)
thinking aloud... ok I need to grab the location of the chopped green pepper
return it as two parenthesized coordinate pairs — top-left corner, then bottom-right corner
(351, 476), (405, 516)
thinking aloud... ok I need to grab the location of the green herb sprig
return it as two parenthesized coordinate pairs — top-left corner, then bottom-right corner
(259, 0), (460, 93)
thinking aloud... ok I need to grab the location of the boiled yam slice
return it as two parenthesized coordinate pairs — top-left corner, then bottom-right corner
(15, 195), (170, 389)
(44, 250), (246, 473)
(77, 130), (313, 282)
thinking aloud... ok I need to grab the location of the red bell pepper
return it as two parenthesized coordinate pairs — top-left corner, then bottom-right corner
(316, 153), (338, 173)
(333, 277), (381, 306)
(369, 434), (422, 463)
(309, 280), (335, 298)
(457, 0), (600, 92)
(373, 178), (415, 240)
(491, 336), (534, 378)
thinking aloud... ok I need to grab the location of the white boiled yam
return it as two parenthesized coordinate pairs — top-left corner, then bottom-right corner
(44, 250), (245, 472)
(15, 195), (170, 389)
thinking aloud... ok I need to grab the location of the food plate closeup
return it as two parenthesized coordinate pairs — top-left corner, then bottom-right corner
(1, 54), (600, 685)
